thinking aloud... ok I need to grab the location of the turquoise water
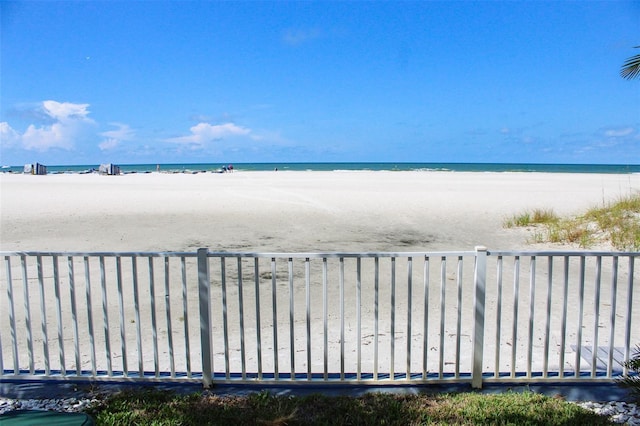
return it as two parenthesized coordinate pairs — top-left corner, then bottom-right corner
(3, 162), (639, 174)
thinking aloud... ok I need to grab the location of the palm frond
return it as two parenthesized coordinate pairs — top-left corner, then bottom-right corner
(621, 46), (640, 80)
(617, 345), (640, 402)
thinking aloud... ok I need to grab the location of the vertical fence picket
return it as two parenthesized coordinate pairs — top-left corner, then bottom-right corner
(181, 256), (192, 378)
(83, 256), (96, 376)
(254, 258), (262, 380)
(494, 256), (503, 378)
(148, 257), (159, 377)
(5, 256), (19, 374)
(559, 256), (569, 377)
(592, 256), (602, 378)
(116, 256), (127, 376)
(575, 256), (586, 375)
(0, 309), (3, 376)
(68, 258), (81, 376)
(472, 247), (487, 389)
(390, 257), (396, 380)
(624, 255), (635, 375)
(132, 256), (142, 377)
(527, 256), (536, 378)
(422, 256), (429, 380)
(99, 256), (112, 376)
(306, 258), (312, 380)
(197, 249), (212, 388)
(323, 257), (328, 380)
(357, 257), (362, 380)
(288, 257), (295, 379)
(607, 256), (618, 378)
(237, 257), (246, 380)
(221, 257), (230, 379)
(455, 256), (463, 379)
(271, 258), (279, 380)
(543, 256), (553, 378)
(36, 255), (50, 375)
(21, 255), (34, 375)
(340, 257), (345, 380)
(438, 256), (446, 379)
(164, 257), (175, 378)
(511, 256), (520, 378)
(374, 257), (379, 381)
(52, 255), (65, 375)
(406, 257), (412, 379)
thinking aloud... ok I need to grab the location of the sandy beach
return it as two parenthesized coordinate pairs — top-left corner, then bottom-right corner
(1, 171), (638, 253)
(1, 171), (638, 378)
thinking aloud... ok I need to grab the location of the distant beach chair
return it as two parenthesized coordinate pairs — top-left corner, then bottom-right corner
(99, 163), (121, 175)
(23, 163), (47, 175)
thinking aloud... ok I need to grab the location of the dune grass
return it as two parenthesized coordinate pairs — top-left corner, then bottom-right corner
(503, 208), (559, 228)
(504, 193), (640, 250)
(86, 388), (612, 425)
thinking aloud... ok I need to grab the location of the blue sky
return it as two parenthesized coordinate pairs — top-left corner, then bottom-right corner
(1, 1), (639, 166)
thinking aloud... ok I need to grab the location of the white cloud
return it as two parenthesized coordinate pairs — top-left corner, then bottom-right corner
(22, 122), (73, 150)
(283, 28), (321, 46)
(603, 127), (634, 137)
(521, 136), (534, 144)
(42, 100), (91, 121)
(3, 100), (96, 152)
(99, 138), (120, 151)
(0, 122), (21, 147)
(99, 122), (135, 150)
(167, 122), (251, 147)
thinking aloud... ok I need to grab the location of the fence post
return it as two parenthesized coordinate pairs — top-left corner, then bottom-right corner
(472, 246), (488, 389)
(198, 248), (213, 388)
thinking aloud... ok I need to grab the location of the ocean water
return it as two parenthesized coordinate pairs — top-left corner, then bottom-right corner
(3, 162), (639, 174)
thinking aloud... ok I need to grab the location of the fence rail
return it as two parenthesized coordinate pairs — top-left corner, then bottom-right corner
(1, 248), (637, 389)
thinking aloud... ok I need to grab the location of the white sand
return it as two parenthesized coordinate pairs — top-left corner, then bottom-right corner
(1, 171), (638, 377)
(1, 171), (637, 252)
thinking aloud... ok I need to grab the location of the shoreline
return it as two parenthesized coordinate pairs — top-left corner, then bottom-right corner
(4, 161), (640, 175)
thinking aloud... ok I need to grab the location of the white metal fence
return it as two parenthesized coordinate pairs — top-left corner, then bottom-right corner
(1, 248), (638, 389)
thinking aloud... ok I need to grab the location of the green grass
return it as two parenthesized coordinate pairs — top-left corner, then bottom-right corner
(504, 193), (640, 250)
(86, 388), (613, 425)
(584, 194), (640, 250)
(504, 209), (559, 228)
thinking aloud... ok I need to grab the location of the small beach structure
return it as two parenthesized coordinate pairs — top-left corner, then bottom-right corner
(23, 163), (47, 175)
(99, 163), (121, 175)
